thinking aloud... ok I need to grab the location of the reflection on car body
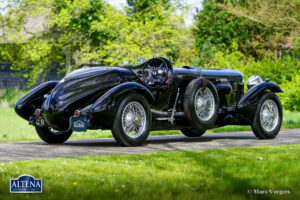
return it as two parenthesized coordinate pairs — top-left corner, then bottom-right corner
(15, 57), (283, 146)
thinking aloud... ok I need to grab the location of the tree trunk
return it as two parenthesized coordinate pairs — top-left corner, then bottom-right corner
(65, 48), (72, 75)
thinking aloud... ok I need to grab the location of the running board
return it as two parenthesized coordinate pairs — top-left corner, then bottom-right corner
(153, 111), (185, 121)
(155, 117), (170, 121)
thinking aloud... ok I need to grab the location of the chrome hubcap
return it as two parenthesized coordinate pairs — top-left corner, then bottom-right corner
(260, 99), (279, 132)
(194, 87), (215, 121)
(121, 102), (146, 138)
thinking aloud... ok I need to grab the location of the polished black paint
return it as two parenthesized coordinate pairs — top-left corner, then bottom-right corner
(84, 82), (155, 129)
(236, 82), (283, 124)
(15, 81), (58, 120)
(15, 58), (283, 132)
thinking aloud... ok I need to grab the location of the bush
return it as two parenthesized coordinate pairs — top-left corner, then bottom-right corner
(279, 75), (300, 111)
(0, 89), (28, 108)
(206, 44), (300, 111)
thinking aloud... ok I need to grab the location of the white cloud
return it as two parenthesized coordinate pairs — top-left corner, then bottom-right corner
(104, 0), (127, 10)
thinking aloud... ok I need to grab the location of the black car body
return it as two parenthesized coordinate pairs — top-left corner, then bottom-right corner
(15, 57), (283, 146)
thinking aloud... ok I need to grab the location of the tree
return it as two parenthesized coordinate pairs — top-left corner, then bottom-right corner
(126, 0), (171, 17)
(99, 1), (194, 66)
(214, 0), (300, 47)
(1, 0), (194, 86)
(1, 0), (121, 86)
(193, 0), (273, 66)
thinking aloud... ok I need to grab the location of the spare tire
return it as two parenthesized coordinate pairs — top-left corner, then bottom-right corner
(184, 78), (219, 130)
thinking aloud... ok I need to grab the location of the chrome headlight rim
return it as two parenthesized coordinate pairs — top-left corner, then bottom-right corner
(247, 75), (263, 89)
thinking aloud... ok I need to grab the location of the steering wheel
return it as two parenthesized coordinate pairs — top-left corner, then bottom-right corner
(142, 58), (170, 88)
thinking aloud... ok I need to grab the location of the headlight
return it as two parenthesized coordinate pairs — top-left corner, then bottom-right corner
(247, 75), (263, 89)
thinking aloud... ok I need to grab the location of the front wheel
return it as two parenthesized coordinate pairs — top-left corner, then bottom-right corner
(111, 93), (152, 146)
(181, 129), (206, 137)
(35, 127), (72, 144)
(251, 92), (282, 139)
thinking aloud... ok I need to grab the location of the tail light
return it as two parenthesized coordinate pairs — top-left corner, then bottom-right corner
(74, 110), (81, 117)
(35, 109), (41, 116)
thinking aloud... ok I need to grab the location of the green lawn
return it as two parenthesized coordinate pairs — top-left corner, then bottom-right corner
(1, 108), (300, 142)
(0, 145), (299, 199)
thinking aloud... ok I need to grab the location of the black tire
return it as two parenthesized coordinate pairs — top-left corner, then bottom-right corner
(35, 127), (72, 144)
(251, 92), (282, 139)
(111, 93), (152, 147)
(181, 129), (206, 137)
(184, 78), (219, 130)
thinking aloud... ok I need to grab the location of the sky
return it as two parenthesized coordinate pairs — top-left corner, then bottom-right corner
(106, 0), (204, 26)
(0, 0), (204, 26)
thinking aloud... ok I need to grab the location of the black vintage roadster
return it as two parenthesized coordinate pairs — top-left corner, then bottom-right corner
(15, 57), (283, 146)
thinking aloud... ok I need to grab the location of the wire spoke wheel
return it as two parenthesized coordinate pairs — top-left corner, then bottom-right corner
(260, 99), (279, 132)
(194, 87), (215, 121)
(121, 102), (147, 138)
(251, 92), (282, 139)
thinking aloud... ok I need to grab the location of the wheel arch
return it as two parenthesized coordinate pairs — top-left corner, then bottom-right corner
(15, 81), (59, 120)
(237, 82), (283, 123)
(237, 82), (283, 109)
(90, 82), (154, 115)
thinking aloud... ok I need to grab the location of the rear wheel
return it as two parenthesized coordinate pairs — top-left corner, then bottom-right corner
(251, 92), (282, 139)
(181, 129), (206, 137)
(35, 127), (72, 144)
(112, 93), (151, 146)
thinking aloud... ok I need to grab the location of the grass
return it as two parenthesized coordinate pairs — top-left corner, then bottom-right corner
(0, 144), (299, 199)
(0, 108), (300, 142)
(0, 89), (27, 108)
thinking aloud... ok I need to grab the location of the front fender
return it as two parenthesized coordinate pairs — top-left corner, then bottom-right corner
(15, 81), (59, 120)
(237, 82), (283, 109)
(236, 82), (283, 123)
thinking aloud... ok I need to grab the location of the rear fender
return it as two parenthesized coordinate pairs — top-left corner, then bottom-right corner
(15, 81), (59, 120)
(90, 82), (154, 113)
(236, 82), (283, 123)
(84, 82), (154, 128)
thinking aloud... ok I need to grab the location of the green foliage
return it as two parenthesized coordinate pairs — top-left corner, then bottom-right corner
(1, 0), (193, 86)
(0, 89), (27, 108)
(209, 43), (300, 111)
(127, 0), (171, 17)
(1, 0), (298, 112)
(100, 2), (193, 66)
(280, 75), (300, 112)
(2, 0), (125, 86)
(193, 0), (273, 66)
(216, 0), (300, 47)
